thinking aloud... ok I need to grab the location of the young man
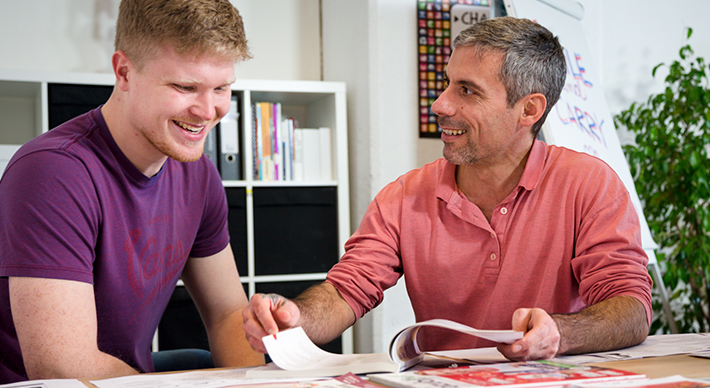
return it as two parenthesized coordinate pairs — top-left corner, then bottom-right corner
(0, 0), (263, 383)
(242, 17), (653, 360)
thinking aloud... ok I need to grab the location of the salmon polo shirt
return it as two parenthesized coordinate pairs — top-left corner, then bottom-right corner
(326, 140), (653, 351)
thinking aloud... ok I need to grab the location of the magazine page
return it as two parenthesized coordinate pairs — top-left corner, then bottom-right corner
(389, 319), (523, 371)
(246, 326), (398, 378)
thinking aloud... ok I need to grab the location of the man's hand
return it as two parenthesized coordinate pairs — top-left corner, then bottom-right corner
(497, 308), (560, 361)
(242, 293), (301, 353)
(498, 296), (649, 361)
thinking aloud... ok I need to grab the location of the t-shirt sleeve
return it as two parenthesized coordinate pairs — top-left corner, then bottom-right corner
(326, 180), (405, 320)
(0, 150), (100, 284)
(189, 160), (230, 258)
(571, 163), (653, 324)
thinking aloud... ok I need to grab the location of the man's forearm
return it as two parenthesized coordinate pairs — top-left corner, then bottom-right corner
(553, 295), (649, 355)
(26, 351), (139, 381)
(293, 282), (357, 345)
(206, 309), (265, 367)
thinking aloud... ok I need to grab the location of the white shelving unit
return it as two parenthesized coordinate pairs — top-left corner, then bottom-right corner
(0, 70), (352, 354)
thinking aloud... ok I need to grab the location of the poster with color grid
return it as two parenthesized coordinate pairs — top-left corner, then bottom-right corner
(418, 0), (492, 138)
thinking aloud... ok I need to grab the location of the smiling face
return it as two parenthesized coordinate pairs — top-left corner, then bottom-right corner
(119, 44), (235, 169)
(431, 46), (531, 167)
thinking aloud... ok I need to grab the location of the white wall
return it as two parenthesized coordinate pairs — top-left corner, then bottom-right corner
(0, 0), (321, 80)
(599, 0), (710, 122)
(322, 0), (420, 354)
(3, 0), (710, 353)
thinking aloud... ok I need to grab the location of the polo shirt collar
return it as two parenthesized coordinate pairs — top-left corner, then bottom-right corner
(436, 139), (547, 204)
(517, 139), (546, 192)
(436, 158), (458, 204)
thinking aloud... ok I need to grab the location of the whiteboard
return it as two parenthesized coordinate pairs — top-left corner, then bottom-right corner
(504, 0), (658, 261)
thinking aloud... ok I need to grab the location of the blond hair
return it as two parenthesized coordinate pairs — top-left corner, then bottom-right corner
(115, 0), (251, 68)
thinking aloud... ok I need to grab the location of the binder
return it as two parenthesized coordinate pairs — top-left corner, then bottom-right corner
(203, 125), (219, 169)
(299, 128), (321, 181)
(319, 127), (332, 180)
(219, 95), (240, 180)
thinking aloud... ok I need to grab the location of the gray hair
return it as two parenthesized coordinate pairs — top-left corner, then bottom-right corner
(453, 16), (566, 137)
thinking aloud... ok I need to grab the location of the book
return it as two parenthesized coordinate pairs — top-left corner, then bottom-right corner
(367, 360), (645, 388)
(245, 319), (521, 378)
(293, 124), (305, 180)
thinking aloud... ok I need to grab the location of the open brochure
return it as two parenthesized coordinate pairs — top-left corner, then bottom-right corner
(366, 360), (646, 388)
(389, 319), (522, 370)
(245, 319), (521, 378)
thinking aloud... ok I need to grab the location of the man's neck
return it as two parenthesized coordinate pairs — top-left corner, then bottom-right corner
(455, 142), (534, 223)
(101, 97), (168, 177)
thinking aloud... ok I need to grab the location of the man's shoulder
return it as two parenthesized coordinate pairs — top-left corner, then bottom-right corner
(372, 158), (452, 203)
(13, 110), (101, 162)
(544, 144), (616, 175)
(540, 144), (628, 197)
(397, 158), (450, 184)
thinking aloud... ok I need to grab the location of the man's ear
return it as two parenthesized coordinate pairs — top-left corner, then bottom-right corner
(112, 51), (132, 92)
(519, 93), (547, 127)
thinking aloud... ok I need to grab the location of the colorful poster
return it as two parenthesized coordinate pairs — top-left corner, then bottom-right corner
(417, 0), (492, 138)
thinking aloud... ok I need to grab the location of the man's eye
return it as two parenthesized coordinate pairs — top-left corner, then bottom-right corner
(174, 84), (194, 91)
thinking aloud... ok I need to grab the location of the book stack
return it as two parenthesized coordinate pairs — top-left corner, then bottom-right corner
(252, 101), (332, 181)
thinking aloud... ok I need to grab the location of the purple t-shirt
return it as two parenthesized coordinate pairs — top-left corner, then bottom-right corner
(0, 107), (230, 383)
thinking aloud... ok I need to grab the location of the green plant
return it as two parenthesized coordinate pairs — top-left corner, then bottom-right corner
(615, 28), (710, 333)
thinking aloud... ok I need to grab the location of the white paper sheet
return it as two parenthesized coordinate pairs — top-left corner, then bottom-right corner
(556, 333), (710, 364)
(249, 327), (397, 378)
(91, 367), (317, 388)
(0, 379), (87, 388)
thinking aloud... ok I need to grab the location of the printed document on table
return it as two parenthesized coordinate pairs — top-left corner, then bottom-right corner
(556, 333), (710, 364)
(571, 375), (710, 388)
(0, 379), (86, 388)
(91, 367), (320, 388)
